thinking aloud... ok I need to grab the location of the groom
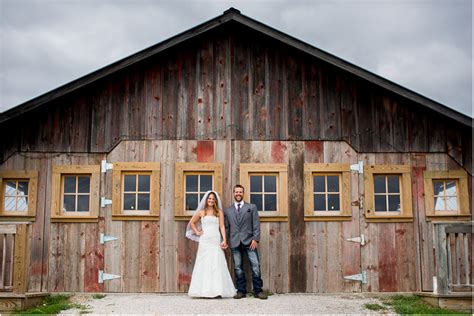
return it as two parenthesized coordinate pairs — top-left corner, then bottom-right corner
(224, 184), (267, 299)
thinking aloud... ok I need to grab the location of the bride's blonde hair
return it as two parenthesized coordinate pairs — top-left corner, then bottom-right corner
(203, 191), (220, 217)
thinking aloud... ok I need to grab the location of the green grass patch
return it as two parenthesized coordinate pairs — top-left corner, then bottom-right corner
(363, 303), (386, 311)
(14, 294), (89, 315)
(92, 293), (106, 299)
(377, 295), (469, 315)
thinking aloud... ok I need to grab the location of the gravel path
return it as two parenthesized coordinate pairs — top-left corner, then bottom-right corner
(63, 293), (386, 314)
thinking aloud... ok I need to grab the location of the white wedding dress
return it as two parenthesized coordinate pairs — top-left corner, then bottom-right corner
(188, 216), (236, 297)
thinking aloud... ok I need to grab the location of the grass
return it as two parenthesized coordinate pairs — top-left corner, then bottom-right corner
(13, 294), (89, 315)
(92, 293), (107, 299)
(363, 303), (386, 311)
(367, 294), (470, 315)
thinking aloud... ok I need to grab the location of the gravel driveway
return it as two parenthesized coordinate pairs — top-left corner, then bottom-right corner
(64, 293), (386, 314)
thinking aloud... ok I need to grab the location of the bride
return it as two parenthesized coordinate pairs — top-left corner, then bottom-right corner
(186, 191), (236, 298)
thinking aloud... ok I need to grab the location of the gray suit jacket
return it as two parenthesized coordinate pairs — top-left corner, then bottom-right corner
(224, 202), (260, 249)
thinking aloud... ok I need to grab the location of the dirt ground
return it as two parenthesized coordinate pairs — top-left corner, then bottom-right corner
(63, 293), (387, 314)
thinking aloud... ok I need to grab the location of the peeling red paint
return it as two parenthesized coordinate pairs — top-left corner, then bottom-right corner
(195, 141), (214, 162)
(271, 141), (287, 163)
(179, 272), (192, 284)
(304, 141), (324, 163)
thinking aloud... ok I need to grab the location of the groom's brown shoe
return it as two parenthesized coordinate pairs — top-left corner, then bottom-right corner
(233, 292), (246, 299)
(254, 292), (268, 299)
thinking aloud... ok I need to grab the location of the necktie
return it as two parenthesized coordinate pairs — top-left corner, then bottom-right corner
(237, 203), (241, 214)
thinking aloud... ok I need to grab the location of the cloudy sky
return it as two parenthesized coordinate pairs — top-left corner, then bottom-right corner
(0, 0), (472, 117)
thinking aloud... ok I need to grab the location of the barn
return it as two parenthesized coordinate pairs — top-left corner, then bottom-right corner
(0, 8), (471, 307)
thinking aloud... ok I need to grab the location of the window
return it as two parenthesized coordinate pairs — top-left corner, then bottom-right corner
(112, 162), (160, 220)
(51, 165), (100, 222)
(423, 170), (470, 219)
(175, 162), (223, 220)
(304, 164), (351, 221)
(364, 165), (413, 222)
(0, 171), (38, 220)
(249, 174), (278, 211)
(240, 164), (288, 221)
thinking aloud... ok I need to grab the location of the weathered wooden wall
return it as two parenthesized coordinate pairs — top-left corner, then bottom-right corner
(0, 25), (471, 174)
(0, 23), (471, 294)
(1, 140), (470, 293)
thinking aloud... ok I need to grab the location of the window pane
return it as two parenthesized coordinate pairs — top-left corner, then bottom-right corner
(64, 176), (76, 193)
(388, 195), (401, 212)
(4, 181), (16, 196)
(327, 176), (339, 192)
(445, 196), (458, 211)
(138, 175), (150, 192)
(328, 194), (340, 211)
(250, 176), (262, 192)
(200, 193), (205, 202)
(186, 194), (198, 211)
(313, 176), (325, 193)
(77, 195), (89, 212)
(63, 195), (76, 212)
(387, 176), (400, 193)
(314, 194), (326, 211)
(4, 197), (16, 211)
(250, 194), (262, 211)
(434, 196), (445, 210)
(186, 175), (198, 192)
(18, 181), (29, 196)
(374, 176), (386, 193)
(444, 181), (457, 196)
(374, 195), (386, 212)
(137, 194), (150, 210)
(124, 175), (136, 192)
(264, 176), (277, 193)
(264, 194), (277, 211)
(123, 193), (136, 210)
(77, 176), (90, 193)
(433, 181), (444, 196)
(16, 196), (28, 211)
(200, 175), (213, 192)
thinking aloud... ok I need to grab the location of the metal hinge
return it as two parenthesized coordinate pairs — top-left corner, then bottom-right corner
(350, 161), (364, 173)
(100, 233), (118, 244)
(101, 197), (112, 208)
(346, 234), (366, 246)
(101, 160), (113, 173)
(98, 270), (121, 283)
(344, 271), (367, 284)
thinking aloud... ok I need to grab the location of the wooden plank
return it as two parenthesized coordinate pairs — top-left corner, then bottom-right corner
(286, 54), (303, 139)
(13, 224), (28, 294)
(359, 153), (377, 292)
(121, 221), (140, 292)
(267, 43), (286, 139)
(104, 143), (125, 292)
(288, 141), (305, 292)
(48, 223), (64, 292)
(410, 154), (426, 291)
(250, 38), (267, 140)
(84, 223), (102, 292)
(213, 34), (234, 139)
(0, 225), (16, 234)
(144, 62), (163, 139)
(302, 63), (318, 139)
(159, 141), (177, 292)
(231, 32), (250, 140)
(435, 224), (449, 294)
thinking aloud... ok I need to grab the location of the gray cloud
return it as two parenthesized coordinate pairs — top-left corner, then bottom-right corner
(0, 0), (472, 117)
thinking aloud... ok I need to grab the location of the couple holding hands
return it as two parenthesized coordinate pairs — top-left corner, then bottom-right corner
(185, 185), (267, 300)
